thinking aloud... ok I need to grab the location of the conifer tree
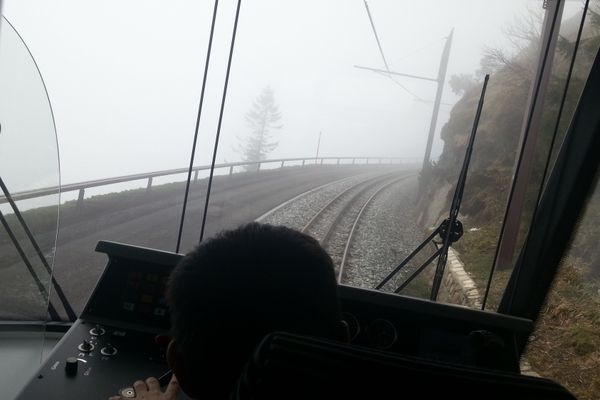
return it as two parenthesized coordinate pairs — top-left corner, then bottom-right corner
(237, 87), (282, 167)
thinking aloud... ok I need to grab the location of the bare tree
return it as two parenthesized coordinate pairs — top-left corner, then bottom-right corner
(477, 7), (544, 79)
(448, 73), (477, 95)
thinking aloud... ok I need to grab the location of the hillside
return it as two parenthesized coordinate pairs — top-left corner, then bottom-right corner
(418, 7), (600, 399)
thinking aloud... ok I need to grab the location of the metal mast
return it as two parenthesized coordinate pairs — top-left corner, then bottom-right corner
(355, 6), (453, 174)
(422, 29), (453, 172)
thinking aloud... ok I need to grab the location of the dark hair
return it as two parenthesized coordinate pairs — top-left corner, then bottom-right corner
(167, 223), (341, 393)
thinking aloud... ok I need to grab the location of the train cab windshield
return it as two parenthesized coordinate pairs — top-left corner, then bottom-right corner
(1, 1), (599, 399)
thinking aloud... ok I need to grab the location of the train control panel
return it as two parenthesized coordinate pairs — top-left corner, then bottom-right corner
(15, 241), (188, 400)
(15, 240), (533, 399)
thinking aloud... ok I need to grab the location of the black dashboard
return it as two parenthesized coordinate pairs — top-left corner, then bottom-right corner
(15, 240), (533, 399)
(338, 284), (531, 371)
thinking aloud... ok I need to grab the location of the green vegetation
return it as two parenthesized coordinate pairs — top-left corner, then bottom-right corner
(420, 6), (600, 399)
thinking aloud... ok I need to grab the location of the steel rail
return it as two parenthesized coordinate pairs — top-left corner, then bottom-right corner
(300, 173), (391, 238)
(338, 174), (415, 282)
(318, 175), (397, 249)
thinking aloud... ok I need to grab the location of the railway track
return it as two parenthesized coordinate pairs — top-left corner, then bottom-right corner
(258, 171), (416, 282)
(337, 176), (410, 283)
(300, 174), (396, 245)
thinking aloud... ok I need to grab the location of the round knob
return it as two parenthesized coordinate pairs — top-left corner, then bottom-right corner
(119, 387), (136, 398)
(78, 340), (94, 353)
(90, 325), (106, 336)
(65, 357), (78, 376)
(100, 344), (118, 356)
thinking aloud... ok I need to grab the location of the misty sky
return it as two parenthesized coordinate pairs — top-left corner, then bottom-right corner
(1, 1), (580, 189)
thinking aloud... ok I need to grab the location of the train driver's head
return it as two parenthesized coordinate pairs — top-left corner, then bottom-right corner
(166, 222), (348, 399)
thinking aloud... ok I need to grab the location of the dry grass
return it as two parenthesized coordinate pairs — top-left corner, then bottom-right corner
(454, 226), (600, 399)
(525, 260), (600, 400)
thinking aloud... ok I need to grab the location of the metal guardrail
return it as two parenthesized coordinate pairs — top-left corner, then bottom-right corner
(1, 156), (419, 206)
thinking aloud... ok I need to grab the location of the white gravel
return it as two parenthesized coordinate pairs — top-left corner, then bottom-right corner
(260, 172), (382, 230)
(260, 171), (425, 292)
(341, 176), (428, 291)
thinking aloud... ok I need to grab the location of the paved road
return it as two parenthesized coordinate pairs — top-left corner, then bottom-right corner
(1, 164), (415, 320)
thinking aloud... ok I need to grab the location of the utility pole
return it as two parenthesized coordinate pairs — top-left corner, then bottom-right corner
(315, 131), (322, 160)
(354, 23), (454, 175)
(422, 29), (453, 172)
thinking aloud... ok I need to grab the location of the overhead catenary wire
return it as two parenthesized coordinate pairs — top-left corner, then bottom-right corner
(363, 0), (424, 101)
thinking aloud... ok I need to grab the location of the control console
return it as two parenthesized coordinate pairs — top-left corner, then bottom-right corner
(15, 239), (534, 399)
(15, 241), (186, 400)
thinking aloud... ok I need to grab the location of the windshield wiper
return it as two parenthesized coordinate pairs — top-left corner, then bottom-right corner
(376, 75), (489, 301)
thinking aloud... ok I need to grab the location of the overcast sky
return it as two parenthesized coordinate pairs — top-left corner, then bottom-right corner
(1, 1), (580, 189)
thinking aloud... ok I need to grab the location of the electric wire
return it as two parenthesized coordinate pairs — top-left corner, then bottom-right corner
(363, 0), (423, 100)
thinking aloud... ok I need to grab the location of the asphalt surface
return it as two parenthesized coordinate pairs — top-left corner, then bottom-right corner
(1, 164), (413, 320)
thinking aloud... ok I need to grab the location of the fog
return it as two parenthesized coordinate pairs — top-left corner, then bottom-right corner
(3, 0), (547, 186)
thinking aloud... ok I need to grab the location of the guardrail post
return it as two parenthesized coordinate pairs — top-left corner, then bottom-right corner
(352, 158), (355, 164)
(147, 177), (153, 191)
(280, 160), (285, 168)
(229, 166), (234, 175)
(302, 159), (305, 166)
(320, 158), (324, 165)
(194, 170), (199, 182)
(77, 189), (85, 209)
(336, 158), (340, 165)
